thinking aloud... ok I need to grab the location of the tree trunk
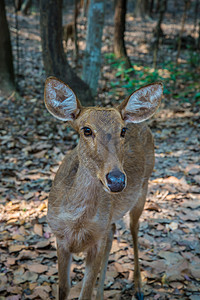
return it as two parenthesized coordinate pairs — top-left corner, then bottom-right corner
(73, 0), (79, 62)
(149, 0), (154, 16)
(21, 0), (32, 15)
(40, 0), (94, 106)
(152, 0), (167, 68)
(134, 0), (149, 19)
(193, 0), (199, 32)
(81, 0), (89, 18)
(15, 0), (23, 11)
(0, 0), (15, 95)
(198, 20), (200, 50)
(114, 0), (131, 68)
(176, 0), (190, 66)
(82, 0), (105, 97)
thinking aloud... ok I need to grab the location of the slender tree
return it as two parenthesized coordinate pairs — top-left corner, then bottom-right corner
(21, 0), (32, 15)
(40, 0), (94, 105)
(114, 0), (131, 68)
(82, 0), (105, 96)
(73, 0), (79, 62)
(82, 0), (90, 18)
(193, 0), (199, 32)
(134, 0), (150, 19)
(152, 0), (167, 68)
(0, 0), (15, 95)
(15, 0), (22, 11)
(198, 20), (200, 50)
(176, 0), (191, 65)
(149, 0), (155, 16)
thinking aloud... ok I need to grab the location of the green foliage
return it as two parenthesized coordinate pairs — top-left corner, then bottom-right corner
(105, 53), (200, 105)
(188, 50), (200, 68)
(194, 92), (200, 105)
(105, 53), (167, 94)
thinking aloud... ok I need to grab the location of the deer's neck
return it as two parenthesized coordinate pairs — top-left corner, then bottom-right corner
(65, 164), (99, 220)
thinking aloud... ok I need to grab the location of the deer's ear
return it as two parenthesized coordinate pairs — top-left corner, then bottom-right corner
(44, 77), (81, 121)
(118, 83), (163, 123)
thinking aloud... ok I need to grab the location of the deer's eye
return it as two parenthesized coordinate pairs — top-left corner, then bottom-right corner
(121, 127), (127, 138)
(82, 127), (93, 137)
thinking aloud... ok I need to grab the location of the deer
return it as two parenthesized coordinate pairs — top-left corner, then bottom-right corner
(63, 22), (75, 46)
(62, 0), (89, 47)
(44, 77), (163, 300)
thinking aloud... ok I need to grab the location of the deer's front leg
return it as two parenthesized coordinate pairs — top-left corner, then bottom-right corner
(96, 224), (116, 300)
(130, 189), (147, 300)
(79, 240), (106, 300)
(57, 239), (72, 300)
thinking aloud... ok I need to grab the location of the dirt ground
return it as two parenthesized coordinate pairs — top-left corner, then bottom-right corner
(0, 1), (200, 299)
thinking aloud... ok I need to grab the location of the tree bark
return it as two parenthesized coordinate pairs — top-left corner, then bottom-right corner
(149, 0), (154, 16)
(176, 0), (190, 66)
(152, 0), (167, 68)
(193, 0), (199, 33)
(0, 0), (15, 95)
(81, 0), (90, 18)
(134, 0), (149, 19)
(21, 0), (32, 15)
(198, 20), (200, 50)
(15, 0), (23, 11)
(73, 0), (79, 62)
(82, 0), (105, 97)
(114, 0), (131, 68)
(40, 0), (94, 106)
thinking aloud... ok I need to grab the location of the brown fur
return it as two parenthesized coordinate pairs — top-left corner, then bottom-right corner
(63, 22), (75, 45)
(44, 77), (163, 299)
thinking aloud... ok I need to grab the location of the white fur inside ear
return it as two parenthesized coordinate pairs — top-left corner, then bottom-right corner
(121, 83), (163, 123)
(45, 79), (78, 121)
(126, 84), (162, 113)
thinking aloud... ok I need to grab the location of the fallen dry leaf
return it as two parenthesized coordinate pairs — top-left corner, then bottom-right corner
(33, 223), (43, 236)
(9, 244), (26, 253)
(145, 202), (160, 212)
(26, 263), (48, 274)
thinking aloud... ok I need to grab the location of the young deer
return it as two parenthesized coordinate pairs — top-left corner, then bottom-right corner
(63, 22), (75, 45)
(44, 77), (163, 300)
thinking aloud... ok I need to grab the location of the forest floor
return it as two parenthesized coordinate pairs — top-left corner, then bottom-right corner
(0, 2), (200, 299)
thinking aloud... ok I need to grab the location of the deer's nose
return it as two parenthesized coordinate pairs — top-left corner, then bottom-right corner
(106, 169), (126, 193)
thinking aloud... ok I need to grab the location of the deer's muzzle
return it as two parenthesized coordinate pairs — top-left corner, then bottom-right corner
(106, 169), (126, 193)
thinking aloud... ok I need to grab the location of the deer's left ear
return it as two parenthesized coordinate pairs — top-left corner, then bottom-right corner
(118, 83), (163, 123)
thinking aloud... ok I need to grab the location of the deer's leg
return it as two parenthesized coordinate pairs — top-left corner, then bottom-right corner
(57, 239), (72, 300)
(129, 188), (147, 300)
(130, 217), (143, 300)
(96, 224), (116, 300)
(79, 239), (107, 300)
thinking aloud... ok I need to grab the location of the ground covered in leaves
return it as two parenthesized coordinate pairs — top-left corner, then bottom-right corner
(0, 2), (200, 299)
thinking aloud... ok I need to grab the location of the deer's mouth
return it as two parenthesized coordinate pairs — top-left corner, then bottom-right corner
(99, 179), (110, 193)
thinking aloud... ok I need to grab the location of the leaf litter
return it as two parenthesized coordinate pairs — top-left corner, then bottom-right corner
(0, 2), (200, 300)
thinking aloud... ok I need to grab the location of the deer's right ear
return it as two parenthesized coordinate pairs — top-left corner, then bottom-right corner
(44, 77), (81, 121)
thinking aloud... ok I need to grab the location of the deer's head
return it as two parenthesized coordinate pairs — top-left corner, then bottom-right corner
(44, 77), (163, 193)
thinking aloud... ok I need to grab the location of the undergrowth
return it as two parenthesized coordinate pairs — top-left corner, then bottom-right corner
(105, 52), (200, 106)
